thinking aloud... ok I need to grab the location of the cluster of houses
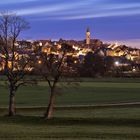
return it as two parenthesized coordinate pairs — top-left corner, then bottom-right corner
(18, 38), (140, 61)
(0, 38), (140, 73)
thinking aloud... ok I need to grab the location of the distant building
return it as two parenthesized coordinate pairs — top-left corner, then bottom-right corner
(86, 27), (90, 45)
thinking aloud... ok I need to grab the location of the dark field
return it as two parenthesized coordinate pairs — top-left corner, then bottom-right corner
(0, 107), (140, 140)
(0, 78), (140, 107)
(0, 78), (140, 140)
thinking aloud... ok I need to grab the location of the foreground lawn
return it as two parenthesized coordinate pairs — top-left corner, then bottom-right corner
(0, 78), (140, 107)
(0, 78), (140, 139)
(0, 106), (140, 140)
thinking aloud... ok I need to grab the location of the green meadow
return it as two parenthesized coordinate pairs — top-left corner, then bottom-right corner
(0, 78), (140, 107)
(0, 78), (140, 140)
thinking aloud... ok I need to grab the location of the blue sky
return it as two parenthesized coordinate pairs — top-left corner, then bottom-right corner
(0, 0), (140, 48)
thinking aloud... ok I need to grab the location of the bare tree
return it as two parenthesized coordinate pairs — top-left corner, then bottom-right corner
(37, 43), (73, 119)
(0, 12), (30, 116)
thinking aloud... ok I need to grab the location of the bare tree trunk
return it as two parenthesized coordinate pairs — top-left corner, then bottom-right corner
(44, 88), (55, 119)
(8, 88), (16, 116)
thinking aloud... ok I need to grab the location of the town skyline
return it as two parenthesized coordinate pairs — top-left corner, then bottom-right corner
(0, 0), (140, 48)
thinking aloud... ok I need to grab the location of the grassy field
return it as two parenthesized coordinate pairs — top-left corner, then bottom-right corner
(0, 78), (140, 140)
(0, 78), (140, 107)
(0, 107), (140, 140)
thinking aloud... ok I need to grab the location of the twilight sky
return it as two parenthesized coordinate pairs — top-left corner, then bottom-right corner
(0, 0), (140, 48)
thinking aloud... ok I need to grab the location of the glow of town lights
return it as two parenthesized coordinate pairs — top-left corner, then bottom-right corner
(38, 60), (42, 64)
(43, 49), (47, 53)
(132, 68), (136, 72)
(114, 61), (119, 66)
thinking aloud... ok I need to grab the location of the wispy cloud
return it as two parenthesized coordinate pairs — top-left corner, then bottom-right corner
(56, 9), (140, 20)
(14, 1), (88, 16)
(0, 0), (38, 4)
(101, 2), (140, 10)
(2, 0), (140, 21)
(51, 2), (140, 20)
(13, 0), (140, 20)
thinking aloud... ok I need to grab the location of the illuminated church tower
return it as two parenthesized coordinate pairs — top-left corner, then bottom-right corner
(86, 27), (90, 45)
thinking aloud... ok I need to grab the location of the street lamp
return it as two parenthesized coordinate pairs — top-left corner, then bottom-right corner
(38, 60), (42, 64)
(114, 61), (119, 66)
(132, 67), (136, 72)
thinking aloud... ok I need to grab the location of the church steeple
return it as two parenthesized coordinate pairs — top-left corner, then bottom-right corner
(86, 27), (90, 45)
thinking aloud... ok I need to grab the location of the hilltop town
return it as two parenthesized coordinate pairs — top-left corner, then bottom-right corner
(0, 28), (140, 76)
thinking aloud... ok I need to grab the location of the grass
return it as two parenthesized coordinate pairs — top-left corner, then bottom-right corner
(0, 78), (140, 107)
(0, 107), (140, 140)
(0, 78), (140, 139)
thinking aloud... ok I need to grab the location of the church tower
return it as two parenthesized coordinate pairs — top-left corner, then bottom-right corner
(86, 27), (90, 45)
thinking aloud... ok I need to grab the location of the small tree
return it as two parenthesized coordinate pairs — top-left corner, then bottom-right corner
(83, 52), (105, 77)
(37, 43), (73, 119)
(0, 12), (30, 116)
